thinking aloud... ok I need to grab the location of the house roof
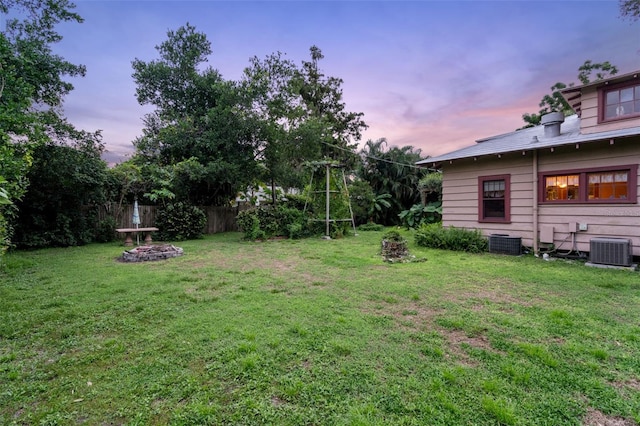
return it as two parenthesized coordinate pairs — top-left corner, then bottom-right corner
(417, 68), (640, 168)
(417, 114), (640, 167)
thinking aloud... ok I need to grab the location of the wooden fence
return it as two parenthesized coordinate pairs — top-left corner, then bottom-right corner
(98, 203), (249, 234)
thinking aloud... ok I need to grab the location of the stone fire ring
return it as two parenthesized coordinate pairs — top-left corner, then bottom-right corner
(119, 244), (184, 262)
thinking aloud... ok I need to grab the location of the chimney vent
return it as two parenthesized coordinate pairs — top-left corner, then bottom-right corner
(541, 112), (564, 137)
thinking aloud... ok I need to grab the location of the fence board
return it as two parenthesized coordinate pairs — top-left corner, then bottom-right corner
(98, 203), (248, 234)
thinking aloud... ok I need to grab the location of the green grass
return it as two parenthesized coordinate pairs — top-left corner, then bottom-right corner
(1, 230), (639, 425)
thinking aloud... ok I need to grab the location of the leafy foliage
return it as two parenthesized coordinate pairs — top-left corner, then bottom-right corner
(132, 24), (261, 206)
(236, 204), (310, 240)
(415, 223), (488, 253)
(398, 201), (442, 229)
(619, 0), (640, 20)
(0, 0), (97, 252)
(348, 179), (375, 225)
(357, 138), (427, 225)
(13, 144), (110, 248)
(521, 60), (618, 128)
(94, 217), (116, 243)
(155, 202), (206, 241)
(357, 222), (384, 231)
(241, 46), (367, 193)
(418, 172), (443, 204)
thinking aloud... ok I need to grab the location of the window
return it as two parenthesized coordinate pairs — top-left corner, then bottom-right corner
(601, 81), (640, 121)
(588, 171), (628, 200)
(478, 175), (510, 223)
(540, 165), (637, 204)
(545, 174), (579, 201)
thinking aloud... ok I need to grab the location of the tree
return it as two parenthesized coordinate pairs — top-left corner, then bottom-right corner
(521, 60), (618, 128)
(242, 46), (368, 200)
(131, 24), (261, 206)
(13, 143), (110, 248)
(357, 138), (427, 225)
(242, 51), (311, 198)
(620, 0), (640, 20)
(0, 0), (98, 253)
(294, 46), (367, 165)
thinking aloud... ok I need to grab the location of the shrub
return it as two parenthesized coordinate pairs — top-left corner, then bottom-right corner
(357, 223), (384, 232)
(281, 193), (307, 211)
(398, 201), (442, 229)
(418, 172), (443, 204)
(236, 204), (311, 240)
(155, 202), (206, 241)
(415, 223), (487, 253)
(94, 217), (117, 243)
(348, 180), (375, 225)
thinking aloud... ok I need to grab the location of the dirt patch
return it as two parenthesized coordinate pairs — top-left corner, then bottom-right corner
(611, 377), (640, 392)
(626, 378), (640, 391)
(583, 408), (637, 426)
(444, 329), (493, 351)
(376, 302), (444, 330)
(271, 395), (285, 407)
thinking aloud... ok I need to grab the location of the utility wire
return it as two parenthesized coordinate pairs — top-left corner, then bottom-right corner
(320, 140), (440, 172)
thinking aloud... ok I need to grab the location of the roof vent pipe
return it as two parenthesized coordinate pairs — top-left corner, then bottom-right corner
(541, 111), (565, 138)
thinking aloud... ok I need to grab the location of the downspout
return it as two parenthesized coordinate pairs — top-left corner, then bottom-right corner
(532, 150), (539, 255)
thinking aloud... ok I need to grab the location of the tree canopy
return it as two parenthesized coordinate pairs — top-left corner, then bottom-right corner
(620, 0), (640, 20)
(1, 0), (101, 253)
(131, 24), (261, 206)
(357, 138), (427, 225)
(521, 60), (618, 128)
(241, 46), (367, 196)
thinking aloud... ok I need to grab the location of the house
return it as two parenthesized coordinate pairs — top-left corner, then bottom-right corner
(417, 69), (640, 261)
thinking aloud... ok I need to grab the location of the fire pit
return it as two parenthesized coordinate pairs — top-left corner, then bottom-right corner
(119, 244), (184, 262)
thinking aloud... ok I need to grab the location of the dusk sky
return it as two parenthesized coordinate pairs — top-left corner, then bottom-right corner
(48, 0), (639, 163)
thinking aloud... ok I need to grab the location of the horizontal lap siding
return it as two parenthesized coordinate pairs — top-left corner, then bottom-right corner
(581, 86), (640, 134)
(441, 155), (534, 246)
(441, 137), (640, 255)
(537, 138), (640, 255)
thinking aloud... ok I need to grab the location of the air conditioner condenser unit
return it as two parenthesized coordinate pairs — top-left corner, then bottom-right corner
(589, 238), (633, 267)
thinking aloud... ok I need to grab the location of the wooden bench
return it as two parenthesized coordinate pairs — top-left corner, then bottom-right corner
(116, 227), (159, 246)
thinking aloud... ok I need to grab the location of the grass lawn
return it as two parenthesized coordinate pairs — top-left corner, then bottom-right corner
(1, 230), (639, 425)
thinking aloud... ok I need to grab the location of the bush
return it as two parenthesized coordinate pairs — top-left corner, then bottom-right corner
(398, 201), (442, 229)
(94, 217), (117, 243)
(415, 223), (487, 253)
(155, 202), (206, 241)
(236, 204), (311, 240)
(348, 180), (375, 225)
(281, 193), (307, 211)
(357, 223), (384, 232)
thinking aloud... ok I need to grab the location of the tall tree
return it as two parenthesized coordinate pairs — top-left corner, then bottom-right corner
(521, 60), (618, 128)
(0, 0), (99, 253)
(242, 46), (368, 198)
(357, 138), (427, 225)
(132, 24), (261, 206)
(294, 46), (367, 165)
(620, 0), (640, 20)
